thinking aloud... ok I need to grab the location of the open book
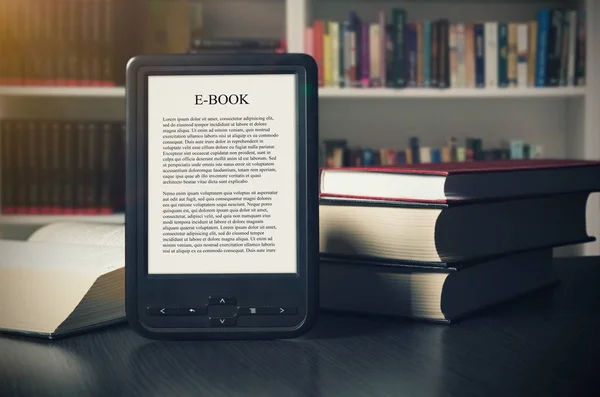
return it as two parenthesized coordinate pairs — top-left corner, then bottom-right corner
(0, 222), (125, 339)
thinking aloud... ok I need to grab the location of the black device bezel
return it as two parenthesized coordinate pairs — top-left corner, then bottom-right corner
(125, 53), (319, 340)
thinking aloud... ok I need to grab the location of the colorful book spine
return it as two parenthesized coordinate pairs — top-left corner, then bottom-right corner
(484, 22), (498, 88)
(575, 10), (585, 86)
(558, 12), (570, 86)
(474, 23), (485, 88)
(497, 23), (509, 87)
(535, 9), (550, 87)
(379, 11), (386, 87)
(360, 21), (370, 87)
(566, 11), (576, 86)
(313, 21), (325, 87)
(507, 23), (518, 87)
(330, 22), (339, 87)
(392, 8), (406, 87)
(323, 23), (332, 86)
(449, 24), (458, 88)
(438, 19), (450, 88)
(517, 23), (528, 87)
(407, 23), (417, 87)
(423, 20), (432, 88)
(528, 21), (538, 86)
(416, 21), (424, 87)
(546, 9), (563, 86)
(455, 23), (466, 88)
(369, 23), (381, 87)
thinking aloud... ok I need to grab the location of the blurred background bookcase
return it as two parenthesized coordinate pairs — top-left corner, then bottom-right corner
(0, 0), (598, 256)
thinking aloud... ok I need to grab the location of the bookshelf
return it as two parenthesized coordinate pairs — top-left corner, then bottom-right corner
(0, 0), (598, 256)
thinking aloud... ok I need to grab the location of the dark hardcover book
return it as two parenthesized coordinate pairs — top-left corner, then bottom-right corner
(320, 249), (556, 322)
(473, 138), (483, 160)
(391, 8), (406, 87)
(431, 21), (439, 87)
(523, 144), (531, 159)
(406, 23), (417, 87)
(14, 121), (28, 214)
(546, 9), (564, 86)
(409, 136), (420, 164)
(84, 122), (101, 213)
(431, 149), (441, 163)
(361, 148), (374, 166)
(114, 122), (126, 211)
(437, 19), (449, 88)
(574, 10), (585, 86)
(385, 24), (395, 87)
(498, 23), (508, 87)
(535, 8), (550, 87)
(448, 136), (458, 161)
(339, 21), (345, 87)
(0, 121), (15, 214)
(74, 122), (87, 213)
(395, 150), (407, 164)
(474, 23), (485, 87)
(37, 121), (52, 214)
(49, 121), (62, 213)
(61, 122), (77, 213)
(465, 138), (475, 161)
(26, 121), (40, 213)
(558, 12), (570, 86)
(360, 21), (370, 87)
(98, 122), (114, 213)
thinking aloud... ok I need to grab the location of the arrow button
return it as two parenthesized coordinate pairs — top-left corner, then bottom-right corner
(208, 296), (237, 306)
(209, 317), (236, 326)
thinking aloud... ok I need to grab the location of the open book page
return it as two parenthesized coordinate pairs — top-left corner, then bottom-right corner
(27, 222), (125, 248)
(0, 240), (124, 274)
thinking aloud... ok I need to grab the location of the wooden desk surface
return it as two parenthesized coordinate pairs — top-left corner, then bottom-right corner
(1, 257), (599, 397)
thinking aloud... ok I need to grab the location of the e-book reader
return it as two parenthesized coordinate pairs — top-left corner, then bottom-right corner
(125, 53), (319, 340)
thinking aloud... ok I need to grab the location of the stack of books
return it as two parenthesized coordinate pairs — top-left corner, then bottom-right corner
(318, 159), (600, 322)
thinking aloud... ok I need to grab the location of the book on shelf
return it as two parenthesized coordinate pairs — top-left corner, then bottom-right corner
(0, 119), (126, 215)
(320, 249), (556, 322)
(306, 8), (586, 89)
(320, 136), (543, 169)
(0, 221), (125, 339)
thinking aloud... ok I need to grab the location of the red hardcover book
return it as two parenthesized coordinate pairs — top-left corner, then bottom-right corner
(319, 159), (600, 203)
(313, 20), (325, 87)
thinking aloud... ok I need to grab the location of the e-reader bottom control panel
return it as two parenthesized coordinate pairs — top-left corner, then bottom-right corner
(146, 295), (299, 327)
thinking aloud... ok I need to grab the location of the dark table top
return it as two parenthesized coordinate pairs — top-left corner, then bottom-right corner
(1, 256), (599, 397)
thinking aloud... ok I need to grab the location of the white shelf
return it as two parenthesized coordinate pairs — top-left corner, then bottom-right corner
(0, 85), (585, 99)
(319, 87), (586, 98)
(0, 214), (125, 225)
(0, 86), (125, 98)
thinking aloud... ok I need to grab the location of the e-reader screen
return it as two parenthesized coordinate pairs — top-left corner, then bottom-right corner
(147, 73), (298, 275)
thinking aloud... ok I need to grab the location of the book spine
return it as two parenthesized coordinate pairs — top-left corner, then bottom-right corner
(339, 22), (345, 88)
(14, 122), (27, 214)
(360, 21), (370, 87)
(575, 10), (585, 86)
(37, 121), (51, 214)
(385, 24), (394, 87)
(349, 25), (357, 86)
(449, 24), (457, 88)
(101, 0), (115, 86)
(351, 13), (361, 87)
(406, 23), (416, 87)
(67, 0), (81, 86)
(423, 20), (431, 88)
(474, 23), (485, 88)
(567, 11), (576, 86)
(558, 11), (570, 86)
(98, 123), (113, 213)
(304, 27), (313, 56)
(49, 122), (61, 213)
(507, 23), (518, 87)
(485, 22), (498, 88)
(0, 121), (15, 213)
(323, 23), (332, 86)
(465, 24), (475, 88)
(331, 22), (340, 88)
(379, 11), (386, 87)
(409, 137), (420, 164)
(498, 23), (508, 87)
(22, 0), (34, 85)
(455, 23), (465, 87)
(80, 0), (92, 86)
(510, 140), (524, 159)
(62, 122), (76, 214)
(392, 8), (405, 87)
(546, 9), (563, 86)
(536, 9), (550, 87)
(528, 21), (538, 87)
(369, 23), (380, 87)
(74, 123), (87, 213)
(438, 20), (449, 88)
(26, 121), (38, 213)
(431, 21), (439, 87)
(85, 122), (100, 213)
(90, 0), (103, 85)
(416, 21), (423, 87)
(313, 21), (324, 87)
(517, 23), (528, 87)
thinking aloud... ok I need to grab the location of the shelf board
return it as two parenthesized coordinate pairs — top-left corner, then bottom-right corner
(319, 87), (587, 98)
(0, 213), (125, 225)
(0, 86), (587, 99)
(0, 86), (125, 97)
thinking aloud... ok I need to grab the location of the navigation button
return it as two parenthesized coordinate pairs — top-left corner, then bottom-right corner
(238, 306), (298, 315)
(209, 317), (236, 326)
(208, 296), (237, 305)
(146, 307), (207, 316)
